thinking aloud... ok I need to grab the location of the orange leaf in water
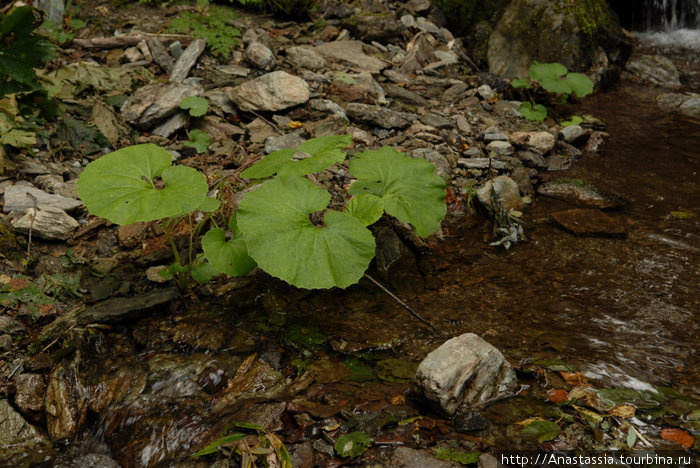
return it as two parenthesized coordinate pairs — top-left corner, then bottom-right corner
(560, 371), (587, 385)
(547, 389), (569, 402)
(660, 428), (694, 448)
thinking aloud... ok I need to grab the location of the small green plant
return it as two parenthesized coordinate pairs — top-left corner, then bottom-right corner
(513, 61), (594, 122)
(193, 421), (291, 467)
(40, 17), (85, 44)
(166, 1), (241, 59)
(0, 6), (55, 98)
(179, 96), (211, 153)
(334, 431), (373, 459)
(76, 136), (447, 291)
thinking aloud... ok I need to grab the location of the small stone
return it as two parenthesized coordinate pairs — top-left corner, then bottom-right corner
(151, 111), (188, 138)
(170, 38), (206, 82)
(309, 99), (347, 119)
(390, 447), (451, 468)
(122, 82), (204, 129)
(169, 41), (183, 59)
(443, 82), (469, 102)
(517, 150), (547, 168)
(342, 14), (402, 42)
(585, 131), (608, 152)
(246, 118), (278, 144)
(0, 334), (12, 350)
(559, 125), (583, 143)
(411, 333), (518, 416)
(227, 71), (310, 112)
(510, 131), (556, 153)
(14, 374), (45, 413)
(146, 266), (170, 283)
(146, 37), (175, 74)
(11, 207), (79, 241)
(457, 158), (508, 170)
(346, 103), (417, 129)
(123, 46), (142, 63)
(285, 46), (327, 71)
(545, 154), (573, 171)
(315, 40), (386, 74)
(477, 84), (494, 100)
(3, 185), (81, 213)
(415, 17), (442, 36)
(476, 175), (522, 211)
(419, 113), (454, 129)
(455, 115), (472, 134)
(400, 14), (415, 28)
(483, 132), (509, 142)
(265, 132), (305, 154)
(551, 208), (626, 237)
(0, 398), (48, 447)
(384, 84), (429, 106)
(486, 140), (514, 156)
(246, 41), (276, 71)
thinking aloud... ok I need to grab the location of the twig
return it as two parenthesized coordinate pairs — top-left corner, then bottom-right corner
(363, 273), (445, 338)
(248, 110), (284, 135)
(39, 322), (79, 355)
(26, 192), (38, 257)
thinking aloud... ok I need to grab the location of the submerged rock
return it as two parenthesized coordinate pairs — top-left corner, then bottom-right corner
(476, 176), (523, 212)
(0, 398), (50, 464)
(551, 208), (626, 237)
(411, 333), (518, 416)
(538, 179), (624, 209)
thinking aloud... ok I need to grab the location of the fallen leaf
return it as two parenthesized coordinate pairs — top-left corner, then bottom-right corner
(8, 277), (29, 290)
(289, 121), (303, 129)
(660, 428), (694, 448)
(390, 394), (406, 405)
(560, 371), (587, 385)
(609, 404), (636, 418)
(548, 389), (569, 402)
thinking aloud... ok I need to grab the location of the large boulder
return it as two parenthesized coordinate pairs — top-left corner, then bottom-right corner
(487, 0), (631, 82)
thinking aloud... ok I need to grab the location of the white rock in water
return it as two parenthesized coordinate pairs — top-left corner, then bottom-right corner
(11, 207), (79, 241)
(477, 175), (523, 212)
(411, 333), (518, 416)
(226, 71), (310, 112)
(560, 125), (583, 143)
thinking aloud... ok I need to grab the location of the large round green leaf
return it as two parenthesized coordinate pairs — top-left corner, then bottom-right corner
(529, 61), (567, 81)
(76, 143), (208, 225)
(237, 176), (375, 289)
(348, 147), (446, 237)
(201, 226), (256, 277)
(564, 72), (594, 97)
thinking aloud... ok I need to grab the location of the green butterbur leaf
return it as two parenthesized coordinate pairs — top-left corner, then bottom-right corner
(511, 78), (532, 89)
(519, 102), (547, 121)
(345, 193), (384, 226)
(185, 129), (210, 153)
(564, 72), (594, 97)
(179, 96), (209, 117)
(237, 175), (375, 289)
(76, 143), (208, 224)
(530, 61), (567, 81)
(539, 76), (573, 95)
(0, 129), (36, 148)
(241, 134), (352, 179)
(562, 115), (583, 127)
(197, 196), (220, 212)
(348, 147), (446, 237)
(201, 221), (256, 277)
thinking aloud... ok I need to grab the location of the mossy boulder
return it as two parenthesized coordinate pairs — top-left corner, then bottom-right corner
(432, 0), (510, 34)
(487, 0), (631, 81)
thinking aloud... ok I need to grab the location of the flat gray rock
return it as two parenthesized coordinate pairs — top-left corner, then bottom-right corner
(265, 132), (305, 154)
(227, 71), (309, 112)
(122, 82), (204, 129)
(286, 46), (327, 71)
(11, 207), (79, 241)
(151, 111), (188, 138)
(3, 185), (81, 213)
(146, 37), (174, 74)
(412, 333), (518, 416)
(457, 158), (508, 170)
(170, 38), (206, 82)
(315, 40), (386, 74)
(345, 103), (416, 129)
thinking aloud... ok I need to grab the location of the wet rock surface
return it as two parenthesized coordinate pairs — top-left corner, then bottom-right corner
(411, 333), (518, 416)
(551, 208), (627, 237)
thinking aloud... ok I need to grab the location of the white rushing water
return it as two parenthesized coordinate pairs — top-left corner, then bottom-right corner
(635, 28), (700, 49)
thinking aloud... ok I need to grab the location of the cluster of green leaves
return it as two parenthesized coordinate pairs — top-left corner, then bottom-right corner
(40, 17), (86, 44)
(166, 1), (241, 59)
(0, 6), (54, 98)
(513, 61), (594, 122)
(76, 135), (447, 291)
(179, 96), (211, 153)
(334, 431), (373, 459)
(193, 421), (291, 467)
(0, 273), (81, 318)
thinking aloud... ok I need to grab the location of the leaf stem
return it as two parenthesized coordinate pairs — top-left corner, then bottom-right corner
(363, 273), (445, 338)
